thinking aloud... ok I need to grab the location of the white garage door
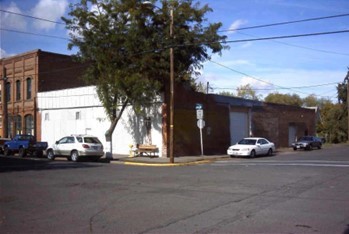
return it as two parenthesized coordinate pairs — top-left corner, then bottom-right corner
(230, 112), (249, 145)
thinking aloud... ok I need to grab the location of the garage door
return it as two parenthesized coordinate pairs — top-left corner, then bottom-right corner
(230, 111), (249, 145)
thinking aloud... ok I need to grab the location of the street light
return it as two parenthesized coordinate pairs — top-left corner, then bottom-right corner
(143, 1), (174, 163)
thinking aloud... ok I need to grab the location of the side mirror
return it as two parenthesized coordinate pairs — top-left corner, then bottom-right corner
(55, 141), (59, 144)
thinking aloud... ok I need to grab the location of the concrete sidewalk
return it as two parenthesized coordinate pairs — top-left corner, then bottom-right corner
(107, 148), (294, 166)
(108, 154), (230, 166)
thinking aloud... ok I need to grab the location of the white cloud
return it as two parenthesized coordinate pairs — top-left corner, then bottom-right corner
(1, 2), (27, 30)
(223, 59), (252, 67)
(228, 19), (247, 34)
(239, 76), (275, 96)
(31, 0), (68, 31)
(0, 48), (15, 59)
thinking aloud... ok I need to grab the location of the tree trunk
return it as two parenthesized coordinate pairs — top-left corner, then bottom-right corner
(105, 99), (129, 142)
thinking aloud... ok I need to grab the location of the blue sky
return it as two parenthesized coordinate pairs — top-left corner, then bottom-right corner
(1, 0), (348, 102)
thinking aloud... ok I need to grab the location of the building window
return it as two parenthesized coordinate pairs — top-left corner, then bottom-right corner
(26, 77), (32, 100)
(14, 115), (22, 135)
(24, 114), (34, 135)
(75, 111), (81, 120)
(6, 82), (11, 102)
(16, 80), (21, 101)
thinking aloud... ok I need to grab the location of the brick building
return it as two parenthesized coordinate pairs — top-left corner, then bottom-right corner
(0, 49), (88, 139)
(172, 84), (317, 156)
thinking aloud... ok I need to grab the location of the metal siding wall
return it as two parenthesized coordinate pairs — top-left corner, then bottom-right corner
(38, 86), (164, 157)
(229, 111), (249, 145)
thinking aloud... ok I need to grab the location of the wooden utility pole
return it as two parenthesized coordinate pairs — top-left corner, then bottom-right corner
(344, 67), (349, 142)
(169, 7), (174, 163)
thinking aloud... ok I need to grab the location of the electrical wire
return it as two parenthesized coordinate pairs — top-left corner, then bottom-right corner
(0, 9), (65, 25)
(208, 60), (338, 99)
(219, 13), (349, 32)
(235, 31), (349, 56)
(0, 28), (69, 40)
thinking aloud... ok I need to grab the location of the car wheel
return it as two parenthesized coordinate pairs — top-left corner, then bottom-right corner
(267, 148), (273, 156)
(19, 148), (27, 158)
(71, 150), (79, 162)
(293, 147), (297, 151)
(318, 144), (322, 149)
(47, 150), (55, 161)
(4, 147), (12, 156)
(250, 150), (256, 158)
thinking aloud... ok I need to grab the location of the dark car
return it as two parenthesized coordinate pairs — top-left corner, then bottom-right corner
(292, 136), (322, 151)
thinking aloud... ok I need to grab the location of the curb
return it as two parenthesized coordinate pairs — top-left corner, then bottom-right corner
(110, 159), (216, 167)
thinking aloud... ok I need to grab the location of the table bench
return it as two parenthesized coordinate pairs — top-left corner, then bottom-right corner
(137, 144), (158, 157)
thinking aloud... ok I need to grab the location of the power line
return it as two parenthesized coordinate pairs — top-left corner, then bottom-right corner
(0, 9), (65, 25)
(208, 60), (334, 98)
(0, 28), (69, 40)
(221, 30), (349, 45)
(219, 13), (349, 32)
(236, 31), (349, 56)
(212, 81), (340, 90)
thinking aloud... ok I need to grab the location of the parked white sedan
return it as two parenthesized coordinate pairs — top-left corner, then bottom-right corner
(227, 137), (275, 158)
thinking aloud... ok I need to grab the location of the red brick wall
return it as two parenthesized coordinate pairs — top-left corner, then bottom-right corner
(38, 51), (88, 92)
(252, 103), (316, 147)
(172, 84), (230, 156)
(0, 50), (89, 139)
(171, 86), (316, 156)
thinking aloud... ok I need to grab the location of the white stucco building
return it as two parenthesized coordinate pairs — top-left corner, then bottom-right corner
(37, 86), (164, 157)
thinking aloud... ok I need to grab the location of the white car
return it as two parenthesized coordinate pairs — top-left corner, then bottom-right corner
(227, 137), (275, 158)
(46, 135), (104, 162)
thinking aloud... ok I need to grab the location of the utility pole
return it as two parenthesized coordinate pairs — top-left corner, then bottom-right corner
(345, 68), (349, 142)
(169, 7), (174, 163)
(2, 67), (8, 138)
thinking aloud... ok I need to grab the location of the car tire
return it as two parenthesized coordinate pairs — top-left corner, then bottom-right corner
(293, 147), (297, 151)
(267, 148), (273, 156)
(4, 147), (12, 156)
(19, 148), (27, 158)
(71, 150), (79, 162)
(47, 150), (55, 161)
(250, 150), (256, 158)
(318, 144), (322, 149)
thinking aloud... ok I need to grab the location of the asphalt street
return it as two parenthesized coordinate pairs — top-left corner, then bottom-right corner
(0, 144), (349, 233)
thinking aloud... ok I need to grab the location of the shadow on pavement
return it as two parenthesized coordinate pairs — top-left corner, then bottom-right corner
(0, 156), (103, 173)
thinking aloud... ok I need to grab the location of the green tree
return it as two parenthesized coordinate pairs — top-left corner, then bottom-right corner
(337, 82), (347, 104)
(236, 84), (260, 100)
(318, 102), (347, 143)
(303, 94), (331, 108)
(218, 91), (235, 97)
(264, 92), (303, 106)
(63, 0), (227, 140)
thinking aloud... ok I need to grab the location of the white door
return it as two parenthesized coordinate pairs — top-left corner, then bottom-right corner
(230, 111), (249, 145)
(288, 124), (297, 146)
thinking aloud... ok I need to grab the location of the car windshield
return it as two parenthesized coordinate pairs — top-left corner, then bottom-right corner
(238, 139), (257, 145)
(84, 137), (101, 144)
(299, 136), (312, 141)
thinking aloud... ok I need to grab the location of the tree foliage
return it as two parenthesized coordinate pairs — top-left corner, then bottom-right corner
(236, 84), (261, 100)
(317, 102), (347, 143)
(63, 0), (227, 138)
(264, 92), (303, 106)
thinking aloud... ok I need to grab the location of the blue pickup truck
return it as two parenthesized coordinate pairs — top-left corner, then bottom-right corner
(3, 135), (48, 158)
